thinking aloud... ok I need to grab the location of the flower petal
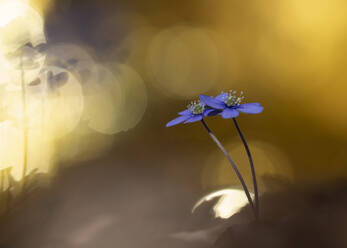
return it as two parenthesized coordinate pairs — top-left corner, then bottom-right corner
(166, 115), (191, 127)
(184, 114), (203, 123)
(216, 92), (228, 101)
(178, 109), (191, 116)
(221, 108), (239, 119)
(200, 95), (225, 109)
(204, 109), (221, 117)
(237, 103), (264, 114)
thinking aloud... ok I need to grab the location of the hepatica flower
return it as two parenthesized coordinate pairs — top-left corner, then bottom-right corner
(166, 100), (218, 127)
(200, 91), (264, 119)
(165, 91), (263, 219)
(199, 90), (263, 219)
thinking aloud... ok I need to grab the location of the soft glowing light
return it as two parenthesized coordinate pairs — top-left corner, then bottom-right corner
(193, 189), (254, 219)
(2, 65), (84, 139)
(0, 64), (84, 183)
(83, 65), (123, 135)
(0, 0), (46, 88)
(202, 140), (292, 190)
(0, 120), (52, 183)
(29, 0), (54, 16)
(4, 84), (42, 127)
(113, 64), (147, 132)
(46, 43), (98, 84)
(148, 26), (219, 98)
(85, 64), (147, 135)
(0, 120), (19, 170)
(0, 120), (22, 181)
(0, 0), (46, 53)
(43, 44), (147, 163)
(40, 66), (84, 139)
(0, 1), (28, 28)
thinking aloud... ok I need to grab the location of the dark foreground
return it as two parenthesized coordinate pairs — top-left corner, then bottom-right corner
(214, 182), (347, 248)
(0, 154), (346, 248)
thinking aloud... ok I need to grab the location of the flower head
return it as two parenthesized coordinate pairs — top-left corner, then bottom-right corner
(220, 90), (244, 107)
(188, 100), (205, 115)
(166, 100), (218, 127)
(200, 90), (264, 119)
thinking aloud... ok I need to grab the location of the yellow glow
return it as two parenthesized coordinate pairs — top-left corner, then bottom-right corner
(0, 120), (52, 183)
(0, 0), (46, 90)
(0, 0), (50, 186)
(193, 189), (254, 219)
(29, 0), (53, 16)
(0, 66), (83, 183)
(277, 0), (347, 42)
(113, 64), (147, 132)
(0, 1), (28, 28)
(148, 26), (219, 98)
(202, 140), (292, 190)
(2, 66), (84, 139)
(43, 44), (147, 163)
(0, 0), (46, 53)
(118, 25), (158, 77)
(84, 65), (123, 135)
(85, 64), (147, 135)
(41, 66), (84, 139)
(0, 121), (20, 170)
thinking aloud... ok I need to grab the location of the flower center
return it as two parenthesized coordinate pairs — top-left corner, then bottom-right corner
(188, 101), (205, 115)
(222, 90), (244, 107)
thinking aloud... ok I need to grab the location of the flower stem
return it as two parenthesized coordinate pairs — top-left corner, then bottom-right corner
(20, 54), (28, 192)
(6, 168), (12, 212)
(232, 118), (259, 220)
(200, 119), (256, 218)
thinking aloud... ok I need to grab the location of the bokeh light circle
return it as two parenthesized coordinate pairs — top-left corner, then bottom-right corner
(46, 43), (98, 85)
(85, 64), (147, 134)
(202, 140), (293, 191)
(148, 26), (219, 98)
(0, 0), (46, 86)
(83, 65), (123, 135)
(40, 66), (84, 139)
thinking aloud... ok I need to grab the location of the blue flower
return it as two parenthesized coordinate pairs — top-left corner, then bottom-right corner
(200, 91), (264, 119)
(166, 100), (219, 127)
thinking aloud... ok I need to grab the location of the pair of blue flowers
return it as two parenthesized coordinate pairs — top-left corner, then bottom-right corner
(166, 90), (263, 219)
(166, 91), (264, 127)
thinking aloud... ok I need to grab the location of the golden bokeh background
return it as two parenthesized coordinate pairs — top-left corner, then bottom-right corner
(0, 1), (347, 247)
(0, 0), (347, 199)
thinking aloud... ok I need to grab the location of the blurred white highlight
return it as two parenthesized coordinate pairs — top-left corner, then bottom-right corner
(193, 189), (254, 219)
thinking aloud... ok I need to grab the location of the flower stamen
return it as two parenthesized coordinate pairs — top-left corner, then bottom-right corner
(188, 100), (205, 115)
(221, 90), (244, 107)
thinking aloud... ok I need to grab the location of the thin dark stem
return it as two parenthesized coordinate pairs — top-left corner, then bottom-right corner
(232, 118), (259, 220)
(6, 169), (11, 212)
(0, 169), (3, 192)
(0, 169), (3, 212)
(20, 55), (28, 192)
(200, 119), (256, 218)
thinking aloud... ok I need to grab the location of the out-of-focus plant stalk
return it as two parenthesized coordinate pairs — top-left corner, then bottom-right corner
(6, 168), (12, 211)
(20, 54), (28, 192)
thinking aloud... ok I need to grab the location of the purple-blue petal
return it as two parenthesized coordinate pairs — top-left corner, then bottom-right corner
(184, 114), (203, 123)
(216, 92), (228, 101)
(221, 108), (239, 119)
(166, 115), (191, 127)
(237, 103), (264, 114)
(204, 109), (221, 117)
(200, 95), (225, 110)
(178, 109), (192, 116)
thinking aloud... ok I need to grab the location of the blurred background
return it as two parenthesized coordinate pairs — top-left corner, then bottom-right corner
(0, 0), (346, 247)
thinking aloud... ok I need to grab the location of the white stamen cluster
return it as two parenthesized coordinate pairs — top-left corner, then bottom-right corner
(187, 100), (205, 115)
(222, 90), (244, 107)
